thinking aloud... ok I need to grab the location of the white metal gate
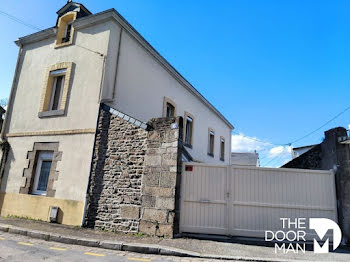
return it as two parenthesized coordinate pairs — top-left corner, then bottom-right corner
(179, 163), (338, 238)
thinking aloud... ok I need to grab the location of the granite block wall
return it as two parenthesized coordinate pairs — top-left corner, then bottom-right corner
(85, 105), (182, 237)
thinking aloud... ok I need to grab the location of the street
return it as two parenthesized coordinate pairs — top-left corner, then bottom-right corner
(0, 232), (232, 262)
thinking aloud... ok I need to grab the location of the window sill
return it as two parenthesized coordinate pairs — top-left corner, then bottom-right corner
(31, 192), (47, 196)
(184, 143), (192, 149)
(54, 40), (73, 49)
(38, 109), (65, 118)
(207, 153), (214, 158)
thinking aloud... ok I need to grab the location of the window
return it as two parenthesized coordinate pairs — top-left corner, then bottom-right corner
(20, 142), (61, 197)
(166, 103), (175, 117)
(32, 151), (53, 195)
(55, 12), (77, 48)
(220, 137), (225, 161)
(39, 62), (73, 118)
(184, 114), (193, 147)
(208, 129), (215, 157)
(62, 21), (73, 43)
(162, 97), (176, 118)
(49, 69), (66, 111)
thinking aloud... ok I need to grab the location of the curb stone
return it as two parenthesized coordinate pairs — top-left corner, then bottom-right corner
(99, 241), (123, 251)
(8, 226), (27, 236)
(27, 230), (50, 241)
(0, 223), (294, 262)
(122, 243), (159, 254)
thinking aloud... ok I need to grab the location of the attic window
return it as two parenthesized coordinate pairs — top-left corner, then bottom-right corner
(62, 21), (73, 43)
(55, 12), (77, 48)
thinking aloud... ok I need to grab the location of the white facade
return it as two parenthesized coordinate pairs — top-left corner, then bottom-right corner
(0, 3), (233, 224)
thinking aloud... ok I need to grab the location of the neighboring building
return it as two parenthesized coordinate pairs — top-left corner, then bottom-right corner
(0, 1), (233, 227)
(283, 127), (350, 242)
(291, 144), (318, 159)
(0, 106), (5, 132)
(231, 151), (259, 166)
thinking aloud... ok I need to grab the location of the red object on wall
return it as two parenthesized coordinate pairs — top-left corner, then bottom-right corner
(185, 165), (193, 172)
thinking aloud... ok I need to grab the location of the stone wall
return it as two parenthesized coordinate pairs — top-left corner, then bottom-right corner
(139, 118), (181, 237)
(85, 105), (182, 237)
(283, 127), (350, 243)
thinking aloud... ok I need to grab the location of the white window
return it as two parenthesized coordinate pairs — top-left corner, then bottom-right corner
(185, 116), (193, 146)
(208, 130), (215, 156)
(49, 69), (66, 111)
(32, 151), (53, 195)
(220, 137), (225, 161)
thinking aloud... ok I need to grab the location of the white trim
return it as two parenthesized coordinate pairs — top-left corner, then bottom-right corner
(32, 151), (53, 195)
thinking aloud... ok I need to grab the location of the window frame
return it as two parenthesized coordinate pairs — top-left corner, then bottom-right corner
(220, 136), (225, 161)
(55, 12), (77, 48)
(39, 62), (73, 118)
(32, 151), (54, 196)
(162, 97), (176, 118)
(208, 128), (215, 157)
(48, 70), (66, 111)
(184, 111), (194, 148)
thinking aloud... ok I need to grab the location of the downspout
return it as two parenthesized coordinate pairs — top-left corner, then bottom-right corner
(111, 28), (123, 100)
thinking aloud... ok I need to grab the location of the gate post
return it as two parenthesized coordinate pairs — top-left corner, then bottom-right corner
(227, 165), (233, 235)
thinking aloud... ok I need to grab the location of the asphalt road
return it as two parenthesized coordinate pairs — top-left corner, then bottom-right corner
(0, 232), (234, 262)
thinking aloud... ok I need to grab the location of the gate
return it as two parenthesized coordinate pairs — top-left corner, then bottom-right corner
(179, 163), (338, 238)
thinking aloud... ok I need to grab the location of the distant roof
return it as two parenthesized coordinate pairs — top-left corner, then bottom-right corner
(231, 152), (259, 166)
(0, 106), (5, 114)
(292, 144), (319, 150)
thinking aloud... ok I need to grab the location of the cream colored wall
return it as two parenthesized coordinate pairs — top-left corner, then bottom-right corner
(107, 27), (232, 164)
(4, 23), (111, 135)
(2, 22), (114, 206)
(1, 135), (94, 202)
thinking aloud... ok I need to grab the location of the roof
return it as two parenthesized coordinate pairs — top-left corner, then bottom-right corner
(56, 1), (92, 16)
(0, 106), (5, 114)
(231, 152), (259, 166)
(15, 8), (234, 129)
(292, 144), (319, 150)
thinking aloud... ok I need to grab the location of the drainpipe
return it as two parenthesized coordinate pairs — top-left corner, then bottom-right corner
(111, 28), (123, 100)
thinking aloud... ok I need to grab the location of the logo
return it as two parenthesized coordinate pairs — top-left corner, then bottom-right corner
(309, 218), (341, 253)
(265, 218), (342, 254)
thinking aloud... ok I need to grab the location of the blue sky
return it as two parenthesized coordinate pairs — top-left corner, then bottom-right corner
(1, 0), (349, 167)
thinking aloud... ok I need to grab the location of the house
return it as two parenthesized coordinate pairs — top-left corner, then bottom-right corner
(0, 106), (5, 132)
(231, 151), (259, 166)
(291, 144), (318, 159)
(0, 1), (233, 229)
(283, 127), (350, 241)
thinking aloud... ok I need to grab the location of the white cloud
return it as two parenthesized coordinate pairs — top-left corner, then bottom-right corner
(231, 133), (271, 152)
(268, 145), (292, 157)
(231, 133), (292, 167)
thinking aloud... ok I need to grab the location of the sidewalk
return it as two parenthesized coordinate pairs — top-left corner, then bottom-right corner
(0, 217), (349, 261)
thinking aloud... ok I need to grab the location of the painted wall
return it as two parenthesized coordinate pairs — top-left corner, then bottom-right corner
(105, 25), (232, 164)
(1, 21), (114, 224)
